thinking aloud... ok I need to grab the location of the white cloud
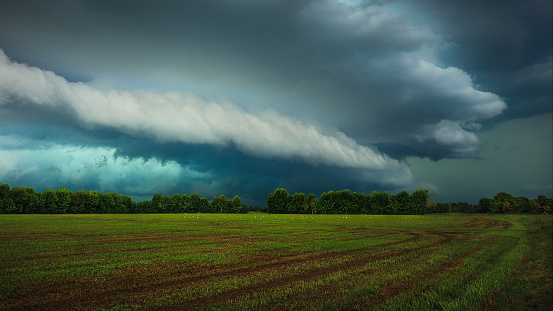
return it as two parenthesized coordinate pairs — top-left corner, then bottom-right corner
(418, 120), (480, 157)
(407, 59), (507, 120)
(0, 49), (412, 184)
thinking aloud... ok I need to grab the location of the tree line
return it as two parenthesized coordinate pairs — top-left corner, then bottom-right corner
(1, 182), (551, 215)
(266, 188), (429, 215)
(0, 183), (251, 214)
(428, 192), (552, 215)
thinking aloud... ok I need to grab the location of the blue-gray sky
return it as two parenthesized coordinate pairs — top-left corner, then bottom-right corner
(0, 0), (551, 206)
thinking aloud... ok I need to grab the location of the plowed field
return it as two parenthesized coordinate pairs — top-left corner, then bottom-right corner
(1, 214), (551, 310)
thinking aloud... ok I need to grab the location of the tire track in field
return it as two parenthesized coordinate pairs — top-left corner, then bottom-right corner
(368, 247), (484, 307)
(156, 231), (460, 310)
(6, 229), (460, 311)
(269, 245), (483, 310)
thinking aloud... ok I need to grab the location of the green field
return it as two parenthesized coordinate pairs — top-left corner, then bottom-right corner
(1, 213), (551, 310)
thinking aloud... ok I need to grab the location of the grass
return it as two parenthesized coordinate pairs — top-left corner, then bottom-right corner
(0, 213), (551, 310)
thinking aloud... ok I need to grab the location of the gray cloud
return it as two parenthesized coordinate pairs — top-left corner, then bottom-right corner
(417, 120), (480, 158)
(408, 113), (553, 203)
(0, 0), (513, 160)
(0, 49), (412, 185)
(0, 0), (550, 204)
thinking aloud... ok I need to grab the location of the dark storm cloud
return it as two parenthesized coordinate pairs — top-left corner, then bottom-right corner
(0, 0), (551, 204)
(0, 0), (515, 159)
(113, 139), (392, 206)
(401, 0), (552, 119)
(0, 47), (413, 205)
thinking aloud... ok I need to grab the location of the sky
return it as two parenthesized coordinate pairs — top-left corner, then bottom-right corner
(0, 0), (551, 206)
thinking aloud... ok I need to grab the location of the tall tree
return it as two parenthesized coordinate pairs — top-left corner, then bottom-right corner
(169, 194), (183, 213)
(534, 195), (553, 214)
(352, 192), (365, 214)
(267, 188), (290, 214)
(289, 192), (306, 214)
(11, 186), (34, 214)
(491, 192), (515, 213)
(307, 193), (318, 214)
(336, 190), (354, 214)
(70, 190), (87, 214)
(0, 183), (16, 214)
(410, 189), (429, 215)
(85, 191), (100, 213)
(231, 195), (242, 213)
(514, 197), (530, 213)
(319, 191), (335, 214)
(190, 193), (209, 213)
(181, 194), (191, 213)
(42, 189), (58, 214)
(211, 195), (230, 213)
(369, 191), (388, 215)
(478, 198), (491, 213)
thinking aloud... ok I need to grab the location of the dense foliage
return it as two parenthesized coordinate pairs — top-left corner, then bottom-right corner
(0, 183), (250, 214)
(265, 188), (552, 215)
(427, 192), (553, 214)
(1, 182), (551, 214)
(266, 188), (429, 215)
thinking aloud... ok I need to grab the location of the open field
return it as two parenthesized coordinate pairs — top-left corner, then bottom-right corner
(1, 213), (551, 310)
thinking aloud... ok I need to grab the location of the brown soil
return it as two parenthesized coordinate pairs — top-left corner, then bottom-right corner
(462, 216), (512, 230)
(2, 229), (469, 311)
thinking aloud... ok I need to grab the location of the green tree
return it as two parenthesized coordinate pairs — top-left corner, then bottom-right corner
(11, 186), (33, 214)
(410, 189), (429, 215)
(307, 193), (318, 214)
(42, 188), (58, 214)
(169, 193), (183, 213)
(136, 200), (152, 213)
(514, 197), (530, 213)
(100, 192), (118, 213)
(0, 183), (9, 213)
(231, 195), (242, 213)
(534, 195), (552, 214)
(395, 191), (410, 214)
(478, 198), (491, 213)
(352, 192), (365, 214)
(267, 188), (290, 214)
(181, 194), (191, 213)
(1, 197), (16, 214)
(211, 195), (230, 213)
(0, 183), (17, 214)
(491, 192), (515, 213)
(289, 192), (306, 214)
(362, 194), (372, 214)
(85, 191), (100, 213)
(55, 188), (71, 214)
(70, 190), (87, 213)
(452, 202), (475, 213)
(336, 190), (354, 214)
(189, 193), (206, 213)
(369, 191), (388, 215)
(198, 197), (210, 213)
(388, 194), (398, 215)
(151, 193), (169, 213)
(118, 194), (132, 213)
(318, 191), (335, 214)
